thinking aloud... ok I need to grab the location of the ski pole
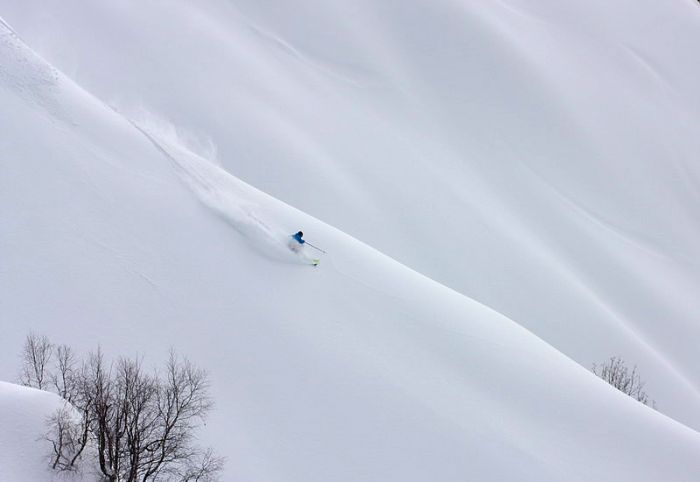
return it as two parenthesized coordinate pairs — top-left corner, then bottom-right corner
(305, 242), (326, 254)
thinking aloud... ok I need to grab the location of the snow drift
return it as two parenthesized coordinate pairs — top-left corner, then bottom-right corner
(0, 382), (68, 481)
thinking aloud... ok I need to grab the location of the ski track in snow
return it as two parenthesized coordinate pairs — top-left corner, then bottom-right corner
(245, 21), (363, 88)
(0, 19), (71, 124)
(129, 119), (318, 266)
(493, 0), (548, 25)
(0, 15), (17, 36)
(518, 161), (683, 264)
(621, 43), (673, 94)
(230, 4), (373, 89)
(86, 235), (163, 293)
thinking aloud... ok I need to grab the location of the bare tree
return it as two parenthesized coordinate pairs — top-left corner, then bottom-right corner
(51, 344), (77, 401)
(24, 335), (224, 481)
(44, 354), (95, 472)
(138, 351), (215, 481)
(19, 333), (54, 390)
(177, 448), (225, 482)
(46, 405), (90, 471)
(592, 356), (655, 407)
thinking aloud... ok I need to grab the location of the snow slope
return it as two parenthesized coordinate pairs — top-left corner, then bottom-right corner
(1, 0), (699, 432)
(1, 2), (700, 481)
(0, 382), (67, 481)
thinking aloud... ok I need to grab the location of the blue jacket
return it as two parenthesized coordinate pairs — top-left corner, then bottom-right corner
(292, 232), (305, 244)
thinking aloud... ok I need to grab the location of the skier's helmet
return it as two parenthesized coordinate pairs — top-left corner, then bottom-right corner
(297, 231), (303, 237)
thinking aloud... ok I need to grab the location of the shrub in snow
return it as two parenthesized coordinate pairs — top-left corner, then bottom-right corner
(18, 333), (223, 481)
(592, 356), (655, 408)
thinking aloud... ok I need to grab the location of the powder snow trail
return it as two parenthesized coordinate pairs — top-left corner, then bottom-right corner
(130, 120), (316, 265)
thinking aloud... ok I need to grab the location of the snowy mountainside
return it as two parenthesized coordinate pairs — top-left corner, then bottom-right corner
(1, 2), (700, 482)
(1, 0), (699, 430)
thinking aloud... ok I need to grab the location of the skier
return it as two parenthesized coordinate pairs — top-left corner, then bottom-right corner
(288, 231), (323, 266)
(289, 230), (305, 253)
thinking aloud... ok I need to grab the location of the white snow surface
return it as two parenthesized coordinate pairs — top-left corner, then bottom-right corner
(1, 1), (700, 481)
(0, 382), (69, 481)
